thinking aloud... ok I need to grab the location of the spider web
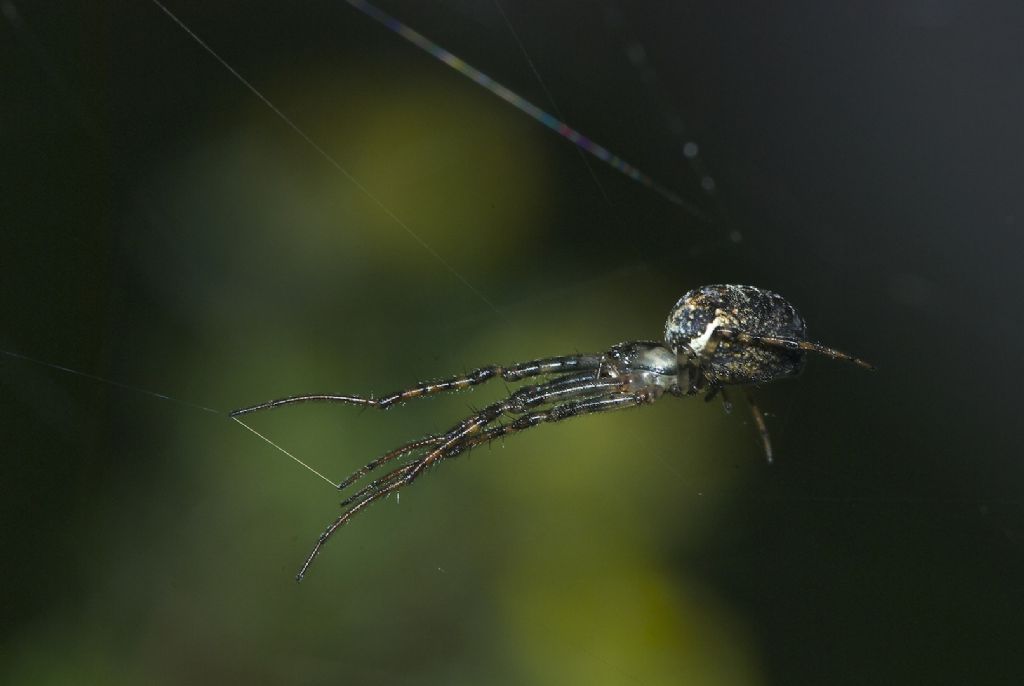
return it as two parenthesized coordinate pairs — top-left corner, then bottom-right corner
(9, 2), (1021, 684)
(5, 0), (739, 487)
(4, 4), (760, 682)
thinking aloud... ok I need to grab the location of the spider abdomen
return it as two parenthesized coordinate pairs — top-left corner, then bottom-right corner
(665, 284), (808, 386)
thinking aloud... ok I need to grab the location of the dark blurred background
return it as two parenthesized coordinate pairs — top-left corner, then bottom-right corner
(3, 1), (1023, 684)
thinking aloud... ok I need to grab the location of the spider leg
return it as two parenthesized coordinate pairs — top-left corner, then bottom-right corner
(402, 374), (630, 476)
(385, 389), (667, 508)
(708, 385), (770, 462)
(336, 371), (614, 496)
(335, 372), (623, 505)
(230, 354), (605, 416)
(713, 328), (874, 370)
(382, 387), (657, 493)
(743, 388), (773, 463)
(336, 434), (444, 492)
(297, 468), (412, 581)
(443, 390), (661, 459)
(339, 459), (418, 507)
(710, 386), (733, 413)
(703, 385), (735, 413)
(502, 354), (605, 381)
(297, 374), (646, 580)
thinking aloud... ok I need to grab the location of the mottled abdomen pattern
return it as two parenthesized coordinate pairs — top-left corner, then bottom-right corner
(665, 284), (807, 385)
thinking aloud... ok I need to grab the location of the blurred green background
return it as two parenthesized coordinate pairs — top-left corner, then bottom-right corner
(3, 1), (1023, 684)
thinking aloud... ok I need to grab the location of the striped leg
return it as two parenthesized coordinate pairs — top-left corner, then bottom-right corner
(295, 376), (653, 580)
(230, 354), (604, 417)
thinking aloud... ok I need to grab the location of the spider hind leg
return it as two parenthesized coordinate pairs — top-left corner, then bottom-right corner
(743, 388), (773, 463)
(714, 328), (875, 370)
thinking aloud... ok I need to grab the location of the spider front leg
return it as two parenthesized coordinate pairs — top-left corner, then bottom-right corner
(450, 390), (662, 457)
(230, 354), (604, 416)
(336, 434), (445, 492)
(296, 374), (641, 580)
(393, 374), (631, 488)
(336, 371), (622, 496)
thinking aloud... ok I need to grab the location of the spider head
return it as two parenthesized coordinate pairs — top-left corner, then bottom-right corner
(665, 284), (808, 388)
(605, 341), (683, 399)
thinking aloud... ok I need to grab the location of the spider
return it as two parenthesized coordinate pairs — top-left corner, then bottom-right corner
(232, 284), (873, 580)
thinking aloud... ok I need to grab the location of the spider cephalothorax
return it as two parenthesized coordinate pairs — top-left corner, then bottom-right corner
(232, 284), (873, 580)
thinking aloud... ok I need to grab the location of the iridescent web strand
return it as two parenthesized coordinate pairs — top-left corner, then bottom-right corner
(346, 0), (701, 215)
